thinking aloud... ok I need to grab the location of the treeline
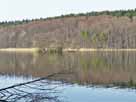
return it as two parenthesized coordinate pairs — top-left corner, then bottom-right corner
(0, 9), (136, 49)
(0, 19), (31, 27)
(0, 8), (136, 26)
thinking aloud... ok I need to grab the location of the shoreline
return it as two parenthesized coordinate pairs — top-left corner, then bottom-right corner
(0, 48), (40, 53)
(0, 48), (136, 53)
(63, 48), (136, 52)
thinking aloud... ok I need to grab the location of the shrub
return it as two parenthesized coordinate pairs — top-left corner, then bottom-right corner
(81, 31), (89, 39)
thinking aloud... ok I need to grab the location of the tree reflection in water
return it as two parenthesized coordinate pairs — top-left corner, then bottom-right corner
(0, 73), (66, 102)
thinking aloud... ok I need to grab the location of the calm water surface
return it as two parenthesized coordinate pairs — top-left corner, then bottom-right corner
(0, 52), (136, 102)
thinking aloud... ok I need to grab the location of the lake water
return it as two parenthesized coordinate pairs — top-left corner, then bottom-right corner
(0, 52), (136, 102)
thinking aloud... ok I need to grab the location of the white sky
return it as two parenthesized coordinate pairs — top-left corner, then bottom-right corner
(0, 0), (136, 21)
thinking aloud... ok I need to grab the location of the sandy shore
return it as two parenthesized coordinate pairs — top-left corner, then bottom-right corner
(0, 48), (40, 53)
(0, 48), (136, 53)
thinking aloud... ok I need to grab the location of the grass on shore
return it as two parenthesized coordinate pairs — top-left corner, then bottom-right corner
(0, 48), (41, 53)
(0, 48), (136, 53)
(63, 48), (136, 52)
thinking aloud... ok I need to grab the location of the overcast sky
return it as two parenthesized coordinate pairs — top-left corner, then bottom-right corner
(0, 0), (136, 21)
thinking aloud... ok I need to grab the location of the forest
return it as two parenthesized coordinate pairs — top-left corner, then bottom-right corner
(0, 9), (136, 49)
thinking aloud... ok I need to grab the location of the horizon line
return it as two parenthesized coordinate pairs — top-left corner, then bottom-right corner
(1, 8), (136, 22)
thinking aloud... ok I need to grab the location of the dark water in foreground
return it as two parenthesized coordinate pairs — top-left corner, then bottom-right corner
(0, 52), (136, 102)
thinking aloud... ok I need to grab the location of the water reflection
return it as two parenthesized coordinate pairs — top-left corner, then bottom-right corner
(0, 76), (64, 102)
(0, 52), (136, 102)
(0, 52), (136, 88)
(1, 75), (136, 102)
